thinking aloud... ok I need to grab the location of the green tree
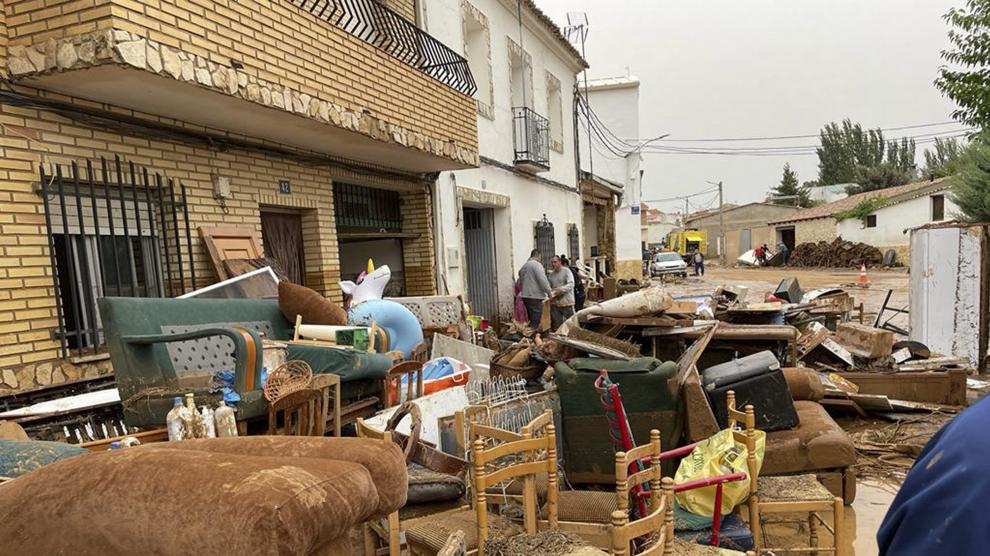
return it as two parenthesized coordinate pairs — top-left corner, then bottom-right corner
(815, 119), (917, 193)
(936, 1), (990, 129)
(950, 136), (990, 221)
(922, 137), (964, 179)
(769, 163), (811, 207)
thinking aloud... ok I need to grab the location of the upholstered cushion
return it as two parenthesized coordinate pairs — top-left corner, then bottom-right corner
(782, 367), (826, 402)
(279, 281), (347, 326)
(762, 401), (856, 475)
(149, 436), (408, 516)
(0, 438), (404, 554)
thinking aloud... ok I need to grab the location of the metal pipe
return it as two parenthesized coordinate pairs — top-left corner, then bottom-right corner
(71, 162), (97, 349)
(168, 178), (186, 294)
(100, 158), (123, 297)
(156, 173), (173, 297)
(40, 166), (68, 359)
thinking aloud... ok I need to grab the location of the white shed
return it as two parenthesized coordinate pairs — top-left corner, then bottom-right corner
(909, 222), (990, 371)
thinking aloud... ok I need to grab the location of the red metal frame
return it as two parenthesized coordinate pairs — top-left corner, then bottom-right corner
(594, 370), (749, 548)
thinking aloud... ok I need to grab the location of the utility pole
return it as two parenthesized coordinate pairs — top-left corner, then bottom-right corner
(717, 181), (725, 262)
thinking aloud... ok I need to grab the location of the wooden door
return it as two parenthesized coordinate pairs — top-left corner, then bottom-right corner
(198, 226), (264, 281)
(260, 210), (305, 284)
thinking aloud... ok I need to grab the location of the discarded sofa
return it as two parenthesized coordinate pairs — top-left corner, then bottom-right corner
(0, 436), (407, 555)
(0, 438), (87, 478)
(98, 297), (394, 427)
(693, 365), (857, 503)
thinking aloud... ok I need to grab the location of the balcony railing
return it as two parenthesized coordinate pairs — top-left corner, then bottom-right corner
(290, 0), (477, 96)
(512, 106), (550, 172)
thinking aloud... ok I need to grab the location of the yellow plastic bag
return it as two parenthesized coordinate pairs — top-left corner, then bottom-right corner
(674, 428), (766, 517)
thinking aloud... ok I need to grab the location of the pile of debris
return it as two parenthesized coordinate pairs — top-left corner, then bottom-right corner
(789, 237), (884, 268)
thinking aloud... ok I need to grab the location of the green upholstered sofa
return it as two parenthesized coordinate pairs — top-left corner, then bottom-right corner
(98, 297), (393, 428)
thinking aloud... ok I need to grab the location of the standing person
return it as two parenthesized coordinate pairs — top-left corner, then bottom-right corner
(517, 249), (552, 331)
(778, 240), (790, 266)
(761, 243), (770, 265)
(564, 256), (586, 312)
(548, 255), (575, 331)
(753, 244), (764, 266)
(693, 250), (705, 276)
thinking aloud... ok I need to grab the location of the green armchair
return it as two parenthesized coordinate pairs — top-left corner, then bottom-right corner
(98, 297), (393, 428)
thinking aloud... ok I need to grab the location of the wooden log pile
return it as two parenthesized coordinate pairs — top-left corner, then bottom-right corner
(789, 237), (884, 268)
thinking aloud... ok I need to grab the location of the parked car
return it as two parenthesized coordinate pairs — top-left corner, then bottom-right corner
(650, 251), (688, 277)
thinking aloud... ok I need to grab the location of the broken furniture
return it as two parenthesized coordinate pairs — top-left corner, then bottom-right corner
(555, 357), (682, 484)
(0, 436), (407, 555)
(608, 437), (676, 556)
(688, 366), (857, 503)
(403, 427), (559, 555)
(702, 351), (798, 432)
(0, 437), (87, 478)
(730, 392), (846, 556)
(99, 297), (394, 429)
(383, 361), (426, 408)
(267, 388), (323, 436)
(387, 294), (469, 343)
(198, 225), (266, 282)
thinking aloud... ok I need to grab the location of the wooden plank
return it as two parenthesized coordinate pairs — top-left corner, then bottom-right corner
(643, 325), (713, 336)
(820, 398), (868, 418)
(664, 301), (698, 314)
(837, 369), (967, 405)
(80, 427), (169, 452)
(580, 315), (693, 327)
(547, 333), (632, 360)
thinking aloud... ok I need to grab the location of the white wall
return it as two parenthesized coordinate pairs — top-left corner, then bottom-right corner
(837, 192), (958, 246)
(615, 206), (641, 260)
(426, 0), (584, 319)
(584, 82), (640, 198)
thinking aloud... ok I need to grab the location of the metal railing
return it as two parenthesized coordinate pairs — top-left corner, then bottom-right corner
(40, 156), (195, 358)
(513, 106), (551, 170)
(290, 0), (477, 96)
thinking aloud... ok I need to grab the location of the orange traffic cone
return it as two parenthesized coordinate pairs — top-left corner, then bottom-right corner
(858, 262), (870, 286)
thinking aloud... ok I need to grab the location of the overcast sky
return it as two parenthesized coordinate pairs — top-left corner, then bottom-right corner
(536, 0), (964, 212)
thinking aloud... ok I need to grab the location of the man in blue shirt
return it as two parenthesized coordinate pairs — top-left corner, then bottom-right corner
(877, 394), (990, 554)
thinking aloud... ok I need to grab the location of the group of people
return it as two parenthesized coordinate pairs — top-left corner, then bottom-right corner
(753, 241), (791, 266)
(516, 249), (586, 332)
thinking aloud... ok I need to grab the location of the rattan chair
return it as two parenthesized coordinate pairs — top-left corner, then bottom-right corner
(728, 391), (846, 556)
(403, 425), (559, 556)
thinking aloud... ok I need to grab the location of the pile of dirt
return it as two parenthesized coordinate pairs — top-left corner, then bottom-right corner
(789, 237), (884, 268)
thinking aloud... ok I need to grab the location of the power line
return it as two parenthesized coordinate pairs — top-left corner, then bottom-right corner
(641, 185), (719, 204)
(623, 120), (964, 143)
(638, 131), (973, 157)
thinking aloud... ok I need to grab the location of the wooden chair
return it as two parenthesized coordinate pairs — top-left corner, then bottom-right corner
(382, 361), (424, 408)
(728, 391), (846, 556)
(267, 388), (322, 436)
(403, 425), (559, 556)
(312, 373), (342, 437)
(551, 430), (663, 549)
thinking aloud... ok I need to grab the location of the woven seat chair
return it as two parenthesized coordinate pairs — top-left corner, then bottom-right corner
(403, 424), (559, 556)
(728, 391), (846, 556)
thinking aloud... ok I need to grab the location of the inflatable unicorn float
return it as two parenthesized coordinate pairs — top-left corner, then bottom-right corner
(339, 260), (423, 359)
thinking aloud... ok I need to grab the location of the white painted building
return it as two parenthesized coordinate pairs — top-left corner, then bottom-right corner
(836, 184), (957, 256)
(581, 75), (644, 279)
(424, 0), (587, 322)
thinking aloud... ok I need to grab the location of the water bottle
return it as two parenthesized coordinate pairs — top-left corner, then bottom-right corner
(200, 405), (217, 438)
(214, 401), (237, 438)
(166, 397), (186, 442)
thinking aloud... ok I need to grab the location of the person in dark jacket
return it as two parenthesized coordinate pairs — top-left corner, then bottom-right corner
(877, 393), (990, 554)
(562, 255), (586, 312)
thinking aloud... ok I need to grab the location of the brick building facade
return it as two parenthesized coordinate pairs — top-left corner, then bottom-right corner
(0, 0), (479, 391)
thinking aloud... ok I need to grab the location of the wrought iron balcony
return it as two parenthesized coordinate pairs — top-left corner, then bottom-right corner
(512, 106), (551, 172)
(291, 0), (477, 96)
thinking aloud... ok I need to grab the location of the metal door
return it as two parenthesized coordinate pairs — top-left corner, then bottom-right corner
(740, 228), (751, 255)
(464, 208), (498, 321)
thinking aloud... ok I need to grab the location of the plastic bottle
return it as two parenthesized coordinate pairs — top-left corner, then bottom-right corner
(214, 401), (238, 438)
(200, 405), (217, 438)
(166, 397), (186, 442)
(107, 441), (122, 450)
(182, 393), (204, 439)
